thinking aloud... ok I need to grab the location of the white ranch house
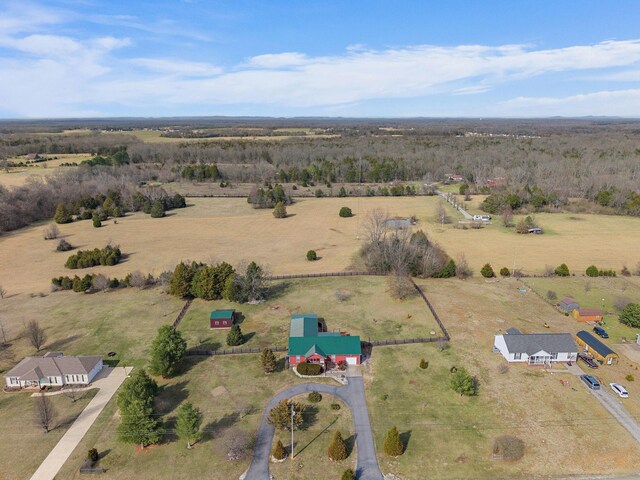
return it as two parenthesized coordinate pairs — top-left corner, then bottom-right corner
(4, 352), (103, 389)
(494, 328), (578, 365)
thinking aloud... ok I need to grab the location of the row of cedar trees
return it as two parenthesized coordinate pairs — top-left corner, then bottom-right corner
(167, 260), (266, 303)
(53, 189), (187, 224)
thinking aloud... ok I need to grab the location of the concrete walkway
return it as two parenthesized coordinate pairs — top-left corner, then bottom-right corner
(29, 366), (132, 480)
(244, 377), (383, 480)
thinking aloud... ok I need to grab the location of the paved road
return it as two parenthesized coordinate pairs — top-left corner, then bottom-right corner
(244, 377), (383, 480)
(29, 366), (131, 480)
(589, 387), (640, 443)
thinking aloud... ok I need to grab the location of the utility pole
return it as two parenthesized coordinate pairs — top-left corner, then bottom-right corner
(290, 403), (295, 462)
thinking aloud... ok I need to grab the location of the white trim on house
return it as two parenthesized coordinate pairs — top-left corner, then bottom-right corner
(494, 333), (578, 365)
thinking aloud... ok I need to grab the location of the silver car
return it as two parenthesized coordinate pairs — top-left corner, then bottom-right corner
(609, 383), (629, 398)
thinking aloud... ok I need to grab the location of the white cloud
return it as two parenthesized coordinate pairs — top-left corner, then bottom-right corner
(3, 33), (640, 116)
(500, 89), (640, 117)
(130, 58), (222, 76)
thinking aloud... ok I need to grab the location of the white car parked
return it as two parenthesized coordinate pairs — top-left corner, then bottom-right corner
(609, 383), (629, 398)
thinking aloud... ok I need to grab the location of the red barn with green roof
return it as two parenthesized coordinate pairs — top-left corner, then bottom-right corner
(287, 314), (361, 367)
(210, 309), (235, 329)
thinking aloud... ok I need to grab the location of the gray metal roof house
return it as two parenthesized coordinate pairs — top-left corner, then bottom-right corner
(494, 330), (578, 365)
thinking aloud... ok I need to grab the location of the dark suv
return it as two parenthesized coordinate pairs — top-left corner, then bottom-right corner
(593, 325), (609, 339)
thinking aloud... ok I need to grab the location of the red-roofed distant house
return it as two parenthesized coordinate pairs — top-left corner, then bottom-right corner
(485, 177), (506, 188)
(447, 174), (465, 182)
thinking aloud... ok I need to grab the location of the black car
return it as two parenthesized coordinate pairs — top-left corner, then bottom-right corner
(593, 325), (609, 339)
(578, 354), (599, 369)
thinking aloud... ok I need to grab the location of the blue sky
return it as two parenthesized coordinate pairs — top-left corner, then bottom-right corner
(1, 0), (640, 118)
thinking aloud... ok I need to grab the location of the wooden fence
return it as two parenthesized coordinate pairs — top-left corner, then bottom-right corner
(186, 346), (287, 356)
(266, 271), (384, 281)
(369, 337), (448, 347)
(172, 298), (193, 328)
(409, 278), (451, 340)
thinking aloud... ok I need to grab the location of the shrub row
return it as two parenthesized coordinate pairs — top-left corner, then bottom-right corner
(296, 363), (323, 376)
(65, 245), (122, 269)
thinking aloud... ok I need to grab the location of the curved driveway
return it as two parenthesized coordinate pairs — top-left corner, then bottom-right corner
(244, 377), (383, 480)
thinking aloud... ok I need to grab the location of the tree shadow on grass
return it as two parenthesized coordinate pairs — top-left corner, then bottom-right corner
(234, 312), (246, 325)
(202, 411), (239, 440)
(344, 433), (356, 457)
(180, 354), (211, 374)
(265, 281), (291, 300)
(46, 334), (82, 352)
(241, 332), (256, 344)
(400, 430), (412, 452)
(300, 404), (319, 431)
(155, 381), (189, 416)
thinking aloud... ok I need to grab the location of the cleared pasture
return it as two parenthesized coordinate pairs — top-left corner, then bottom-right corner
(1, 196), (640, 295)
(0, 154), (90, 187)
(178, 276), (442, 352)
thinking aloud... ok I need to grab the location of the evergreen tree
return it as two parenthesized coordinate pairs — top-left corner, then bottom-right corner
(226, 324), (245, 346)
(260, 348), (277, 373)
(383, 426), (404, 456)
(267, 400), (304, 431)
(54, 204), (72, 224)
(190, 266), (218, 300)
(175, 402), (203, 449)
(419, 358), (428, 369)
(480, 263), (495, 278)
(620, 303), (640, 328)
(150, 199), (166, 218)
(222, 273), (240, 302)
(92, 213), (102, 228)
(338, 186), (347, 197)
(273, 201), (287, 218)
(117, 369), (160, 448)
(555, 263), (570, 276)
(168, 262), (196, 298)
(339, 207), (353, 218)
(499, 267), (511, 277)
(327, 430), (348, 461)
(450, 368), (478, 396)
(306, 250), (318, 261)
(149, 325), (187, 378)
(272, 439), (287, 460)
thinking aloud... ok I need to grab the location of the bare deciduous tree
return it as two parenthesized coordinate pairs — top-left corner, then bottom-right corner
(455, 254), (473, 279)
(43, 224), (60, 240)
(26, 320), (47, 351)
(91, 274), (109, 291)
(34, 394), (56, 433)
(0, 285), (6, 299)
(501, 206), (514, 227)
(363, 209), (388, 245)
(436, 200), (451, 225)
(0, 320), (7, 346)
(128, 271), (146, 288)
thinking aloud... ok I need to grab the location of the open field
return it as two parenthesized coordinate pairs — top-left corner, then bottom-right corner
(0, 388), (97, 480)
(2, 196), (640, 296)
(0, 154), (90, 187)
(365, 277), (640, 479)
(0, 288), (184, 373)
(178, 276), (441, 351)
(54, 355), (339, 480)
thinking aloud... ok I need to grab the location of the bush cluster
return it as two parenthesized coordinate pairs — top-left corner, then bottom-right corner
(586, 265), (616, 277)
(247, 183), (291, 209)
(308, 391), (323, 403)
(53, 188), (186, 225)
(339, 206), (353, 218)
(296, 363), (323, 376)
(481, 186), (559, 214)
(181, 164), (219, 181)
(65, 245), (121, 269)
(168, 260), (266, 304)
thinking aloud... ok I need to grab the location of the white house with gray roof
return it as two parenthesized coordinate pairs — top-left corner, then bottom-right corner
(4, 352), (103, 389)
(494, 328), (578, 365)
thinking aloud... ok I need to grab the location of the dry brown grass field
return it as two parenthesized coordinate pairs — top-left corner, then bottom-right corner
(1, 196), (640, 296)
(0, 154), (91, 187)
(366, 277), (640, 479)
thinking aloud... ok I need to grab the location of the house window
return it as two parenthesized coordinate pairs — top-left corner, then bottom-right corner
(514, 353), (522, 360)
(551, 353), (558, 360)
(215, 321), (219, 325)
(296, 356), (301, 363)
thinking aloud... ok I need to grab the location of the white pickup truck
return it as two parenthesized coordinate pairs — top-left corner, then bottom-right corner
(472, 214), (491, 221)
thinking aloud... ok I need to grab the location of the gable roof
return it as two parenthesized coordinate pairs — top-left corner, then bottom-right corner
(289, 314), (319, 337)
(4, 353), (102, 380)
(210, 309), (235, 320)
(305, 344), (327, 358)
(289, 335), (361, 357)
(501, 333), (578, 356)
(576, 330), (616, 357)
(559, 297), (578, 306)
(506, 327), (522, 335)
(576, 308), (602, 317)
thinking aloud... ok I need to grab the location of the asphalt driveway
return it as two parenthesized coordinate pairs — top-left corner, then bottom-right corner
(244, 376), (383, 480)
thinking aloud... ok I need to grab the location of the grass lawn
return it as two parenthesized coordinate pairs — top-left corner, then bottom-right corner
(54, 354), (338, 480)
(0, 288), (184, 373)
(523, 276), (640, 343)
(368, 278), (640, 478)
(0, 388), (97, 480)
(270, 395), (355, 480)
(177, 276), (442, 352)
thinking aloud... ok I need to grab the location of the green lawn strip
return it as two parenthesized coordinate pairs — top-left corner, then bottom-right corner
(0, 389), (97, 480)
